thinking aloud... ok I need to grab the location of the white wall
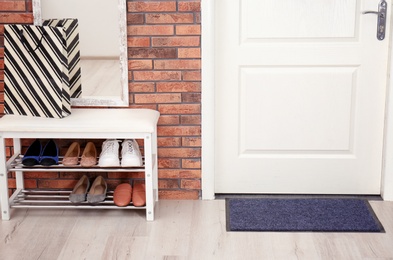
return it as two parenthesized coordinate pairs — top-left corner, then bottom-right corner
(40, 0), (120, 57)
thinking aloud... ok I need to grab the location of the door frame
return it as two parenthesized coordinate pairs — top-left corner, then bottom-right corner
(201, 0), (393, 200)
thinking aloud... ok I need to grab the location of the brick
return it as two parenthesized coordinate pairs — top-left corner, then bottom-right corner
(5, 138), (13, 146)
(135, 93), (181, 104)
(176, 25), (201, 35)
(128, 37), (150, 47)
(127, 13), (144, 24)
(158, 126), (201, 136)
(60, 172), (88, 179)
(195, 13), (201, 24)
(129, 48), (176, 59)
(159, 179), (179, 189)
(158, 158), (181, 168)
(182, 137), (201, 147)
(182, 158), (201, 169)
(38, 179), (75, 189)
(133, 71), (181, 81)
(27, 1), (32, 12)
(146, 13), (194, 24)
(158, 169), (178, 178)
(182, 71), (201, 81)
(159, 190), (199, 200)
(152, 36), (200, 47)
(158, 147), (201, 157)
(154, 60), (200, 70)
(128, 94), (134, 104)
(129, 60), (153, 70)
(107, 172), (145, 179)
(129, 82), (155, 93)
(157, 82), (201, 92)
(182, 93), (201, 103)
(158, 137), (181, 147)
(8, 178), (37, 189)
(24, 172), (59, 179)
(181, 115), (201, 125)
(181, 179), (201, 190)
(103, 180), (123, 190)
(178, 48), (200, 58)
(129, 104), (158, 110)
(158, 115), (180, 125)
(179, 170), (201, 178)
(128, 2), (177, 12)
(158, 169), (201, 178)
(158, 104), (200, 114)
(0, 1), (26, 11)
(178, 1), (201, 12)
(0, 13), (33, 23)
(128, 25), (174, 36)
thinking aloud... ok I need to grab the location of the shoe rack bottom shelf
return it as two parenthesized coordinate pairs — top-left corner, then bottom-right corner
(10, 189), (146, 210)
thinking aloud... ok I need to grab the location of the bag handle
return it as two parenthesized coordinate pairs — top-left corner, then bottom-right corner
(19, 29), (47, 52)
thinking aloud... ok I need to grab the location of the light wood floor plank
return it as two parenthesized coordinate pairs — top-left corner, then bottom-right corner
(1, 200), (393, 259)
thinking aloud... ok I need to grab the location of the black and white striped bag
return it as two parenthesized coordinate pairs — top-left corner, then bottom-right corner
(42, 18), (82, 99)
(4, 24), (71, 118)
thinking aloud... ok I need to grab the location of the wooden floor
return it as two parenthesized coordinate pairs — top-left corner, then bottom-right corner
(1, 199), (393, 259)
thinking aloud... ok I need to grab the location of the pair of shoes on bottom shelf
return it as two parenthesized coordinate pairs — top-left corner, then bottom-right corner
(69, 175), (107, 203)
(113, 182), (146, 207)
(98, 139), (142, 167)
(22, 139), (58, 166)
(62, 142), (97, 167)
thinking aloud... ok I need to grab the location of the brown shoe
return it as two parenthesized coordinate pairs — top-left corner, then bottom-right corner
(132, 183), (146, 207)
(80, 142), (97, 167)
(113, 183), (132, 207)
(62, 142), (80, 166)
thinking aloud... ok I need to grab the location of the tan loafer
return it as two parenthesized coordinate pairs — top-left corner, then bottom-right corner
(113, 183), (132, 207)
(132, 183), (146, 207)
(62, 142), (80, 166)
(80, 142), (97, 167)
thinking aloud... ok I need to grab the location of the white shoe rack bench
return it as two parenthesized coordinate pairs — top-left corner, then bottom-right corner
(0, 109), (160, 221)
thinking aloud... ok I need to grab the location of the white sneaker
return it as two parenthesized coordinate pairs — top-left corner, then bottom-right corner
(98, 139), (120, 167)
(121, 139), (143, 167)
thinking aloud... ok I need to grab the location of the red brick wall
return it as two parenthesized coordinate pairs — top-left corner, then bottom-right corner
(0, 0), (201, 199)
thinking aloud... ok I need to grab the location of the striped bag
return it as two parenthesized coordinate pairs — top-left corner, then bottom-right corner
(42, 18), (82, 99)
(4, 24), (71, 118)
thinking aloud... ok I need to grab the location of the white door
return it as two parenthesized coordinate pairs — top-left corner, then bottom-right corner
(215, 0), (391, 194)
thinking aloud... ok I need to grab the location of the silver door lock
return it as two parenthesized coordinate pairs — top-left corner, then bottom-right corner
(363, 0), (387, 40)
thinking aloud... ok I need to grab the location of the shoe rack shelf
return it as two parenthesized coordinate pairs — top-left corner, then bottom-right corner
(10, 190), (146, 210)
(0, 109), (160, 221)
(7, 155), (148, 172)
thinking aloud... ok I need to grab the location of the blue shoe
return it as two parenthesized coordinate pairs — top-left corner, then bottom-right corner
(22, 139), (42, 166)
(40, 140), (59, 166)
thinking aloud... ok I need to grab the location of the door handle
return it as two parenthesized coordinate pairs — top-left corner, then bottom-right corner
(362, 0), (387, 40)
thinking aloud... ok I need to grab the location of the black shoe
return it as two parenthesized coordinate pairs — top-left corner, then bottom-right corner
(22, 139), (42, 166)
(40, 140), (59, 166)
